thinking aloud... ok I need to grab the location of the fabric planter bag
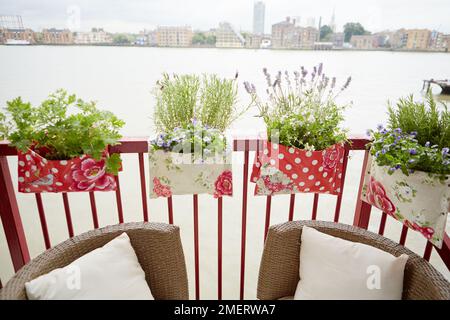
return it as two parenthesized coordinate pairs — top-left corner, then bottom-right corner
(361, 154), (449, 248)
(250, 141), (345, 196)
(18, 148), (117, 193)
(149, 148), (233, 199)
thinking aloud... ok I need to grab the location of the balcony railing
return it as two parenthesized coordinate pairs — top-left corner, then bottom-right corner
(0, 136), (449, 298)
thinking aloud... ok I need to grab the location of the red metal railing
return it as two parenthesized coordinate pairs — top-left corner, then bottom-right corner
(0, 137), (449, 297)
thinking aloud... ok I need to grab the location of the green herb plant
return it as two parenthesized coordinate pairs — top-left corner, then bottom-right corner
(151, 73), (249, 153)
(368, 93), (449, 177)
(0, 89), (125, 174)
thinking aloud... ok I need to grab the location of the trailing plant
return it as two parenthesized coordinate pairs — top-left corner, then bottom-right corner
(244, 63), (351, 151)
(0, 89), (124, 174)
(368, 93), (449, 177)
(152, 72), (249, 152)
(150, 119), (226, 160)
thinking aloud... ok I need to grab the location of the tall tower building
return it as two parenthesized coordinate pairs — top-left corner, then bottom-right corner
(330, 8), (336, 32)
(253, 1), (265, 35)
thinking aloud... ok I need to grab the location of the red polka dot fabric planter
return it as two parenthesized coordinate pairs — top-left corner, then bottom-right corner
(17, 149), (117, 193)
(250, 141), (345, 196)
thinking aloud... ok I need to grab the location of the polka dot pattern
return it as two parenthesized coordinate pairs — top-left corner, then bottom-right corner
(251, 141), (345, 195)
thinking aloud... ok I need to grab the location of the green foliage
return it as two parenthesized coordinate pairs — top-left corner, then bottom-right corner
(192, 32), (216, 45)
(153, 73), (247, 133)
(199, 74), (241, 132)
(0, 89), (125, 174)
(245, 64), (351, 151)
(387, 93), (449, 148)
(369, 93), (450, 177)
(320, 25), (333, 41)
(153, 73), (200, 132)
(112, 34), (133, 45)
(369, 127), (449, 177)
(343, 22), (369, 42)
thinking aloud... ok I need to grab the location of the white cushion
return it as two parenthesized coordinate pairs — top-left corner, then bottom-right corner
(294, 226), (408, 300)
(25, 233), (154, 300)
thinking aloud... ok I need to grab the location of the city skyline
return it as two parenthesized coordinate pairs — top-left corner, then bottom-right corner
(1, 0), (450, 34)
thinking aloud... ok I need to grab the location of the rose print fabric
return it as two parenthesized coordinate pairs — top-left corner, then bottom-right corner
(149, 149), (233, 198)
(18, 148), (117, 193)
(250, 141), (345, 196)
(362, 154), (449, 248)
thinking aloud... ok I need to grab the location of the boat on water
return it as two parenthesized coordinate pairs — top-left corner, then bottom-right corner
(423, 79), (450, 95)
(5, 39), (31, 45)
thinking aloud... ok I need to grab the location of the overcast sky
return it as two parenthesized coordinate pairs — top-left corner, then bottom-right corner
(1, 0), (449, 33)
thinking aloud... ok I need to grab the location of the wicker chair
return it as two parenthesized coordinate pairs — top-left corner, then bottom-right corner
(258, 220), (450, 300)
(0, 222), (189, 300)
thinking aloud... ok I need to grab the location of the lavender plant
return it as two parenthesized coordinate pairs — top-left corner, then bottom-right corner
(244, 63), (351, 151)
(368, 93), (449, 177)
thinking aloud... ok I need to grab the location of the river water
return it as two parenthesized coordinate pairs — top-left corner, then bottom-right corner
(0, 46), (449, 298)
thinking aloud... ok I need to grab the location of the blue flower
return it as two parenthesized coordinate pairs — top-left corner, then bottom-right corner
(366, 129), (372, 137)
(425, 141), (431, 147)
(408, 159), (415, 163)
(381, 148), (387, 154)
(394, 128), (402, 134)
(376, 124), (384, 131)
(442, 147), (449, 157)
(409, 149), (417, 155)
(375, 151), (380, 158)
(410, 131), (417, 137)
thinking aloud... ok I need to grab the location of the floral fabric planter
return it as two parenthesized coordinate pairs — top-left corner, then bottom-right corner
(17, 148), (117, 193)
(250, 141), (345, 196)
(361, 155), (449, 248)
(149, 148), (233, 198)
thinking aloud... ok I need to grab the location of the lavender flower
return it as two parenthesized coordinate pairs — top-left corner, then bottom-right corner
(342, 76), (351, 90)
(317, 63), (323, 76)
(331, 77), (336, 89)
(442, 147), (449, 157)
(425, 141), (431, 147)
(300, 66), (307, 78)
(243, 81), (253, 94)
(409, 148), (417, 155)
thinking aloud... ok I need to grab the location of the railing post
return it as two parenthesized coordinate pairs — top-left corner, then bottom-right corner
(0, 156), (30, 271)
(353, 150), (372, 229)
